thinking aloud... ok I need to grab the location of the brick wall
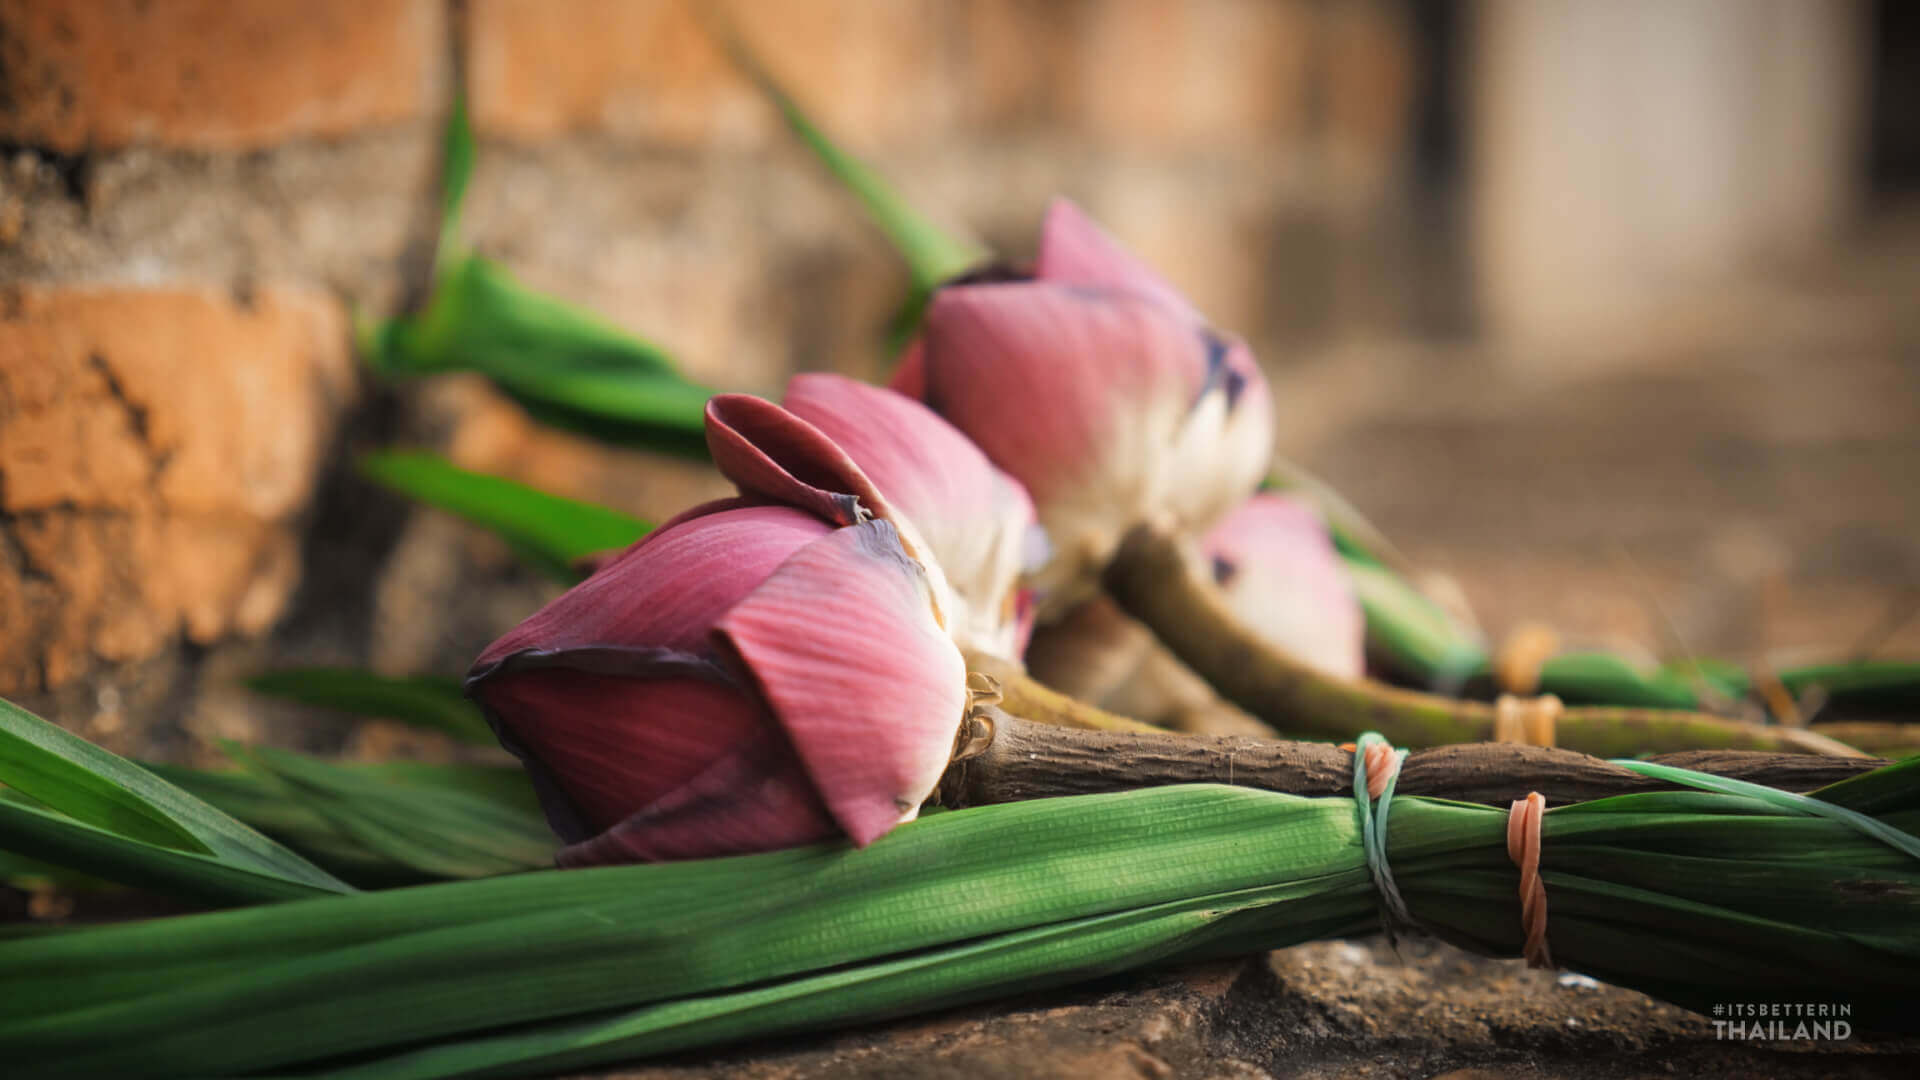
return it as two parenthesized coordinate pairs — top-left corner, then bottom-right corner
(0, 1), (1422, 752)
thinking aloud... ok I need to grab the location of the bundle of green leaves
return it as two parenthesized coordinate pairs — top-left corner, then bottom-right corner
(2, 742), (1915, 1078)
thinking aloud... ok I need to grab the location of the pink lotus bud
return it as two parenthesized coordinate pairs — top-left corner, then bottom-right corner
(469, 425), (968, 864)
(1204, 494), (1365, 680)
(779, 374), (1042, 658)
(896, 199), (1273, 617)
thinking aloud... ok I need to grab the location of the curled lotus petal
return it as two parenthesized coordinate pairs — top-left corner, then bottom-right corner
(706, 393), (958, 633)
(918, 281), (1262, 614)
(783, 373), (1040, 658)
(718, 520), (967, 846)
(1033, 197), (1199, 321)
(1204, 494), (1365, 680)
(705, 394), (884, 528)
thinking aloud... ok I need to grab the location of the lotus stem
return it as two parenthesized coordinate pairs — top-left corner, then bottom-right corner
(941, 710), (1885, 809)
(962, 652), (1163, 734)
(1103, 525), (1874, 758)
(1809, 722), (1920, 759)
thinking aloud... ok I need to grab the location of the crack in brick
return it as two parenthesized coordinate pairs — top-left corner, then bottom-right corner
(0, 513), (55, 585)
(86, 350), (149, 444)
(84, 349), (172, 484)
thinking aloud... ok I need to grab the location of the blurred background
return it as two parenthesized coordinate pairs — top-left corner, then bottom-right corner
(2, 0), (1918, 764)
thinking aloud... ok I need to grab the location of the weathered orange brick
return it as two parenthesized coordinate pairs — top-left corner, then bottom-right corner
(0, 0), (445, 151)
(466, 0), (959, 147)
(1065, 0), (1313, 150)
(0, 285), (353, 694)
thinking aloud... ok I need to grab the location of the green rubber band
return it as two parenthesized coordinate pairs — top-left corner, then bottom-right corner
(1609, 758), (1920, 864)
(1352, 732), (1413, 926)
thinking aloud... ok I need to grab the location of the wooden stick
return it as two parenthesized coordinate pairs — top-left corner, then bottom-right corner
(941, 711), (1885, 810)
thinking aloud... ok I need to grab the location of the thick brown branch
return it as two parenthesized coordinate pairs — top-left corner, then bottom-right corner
(940, 712), (1885, 809)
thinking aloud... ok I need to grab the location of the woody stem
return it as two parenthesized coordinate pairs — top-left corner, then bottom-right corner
(1101, 524), (1870, 758)
(940, 709), (1883, 810)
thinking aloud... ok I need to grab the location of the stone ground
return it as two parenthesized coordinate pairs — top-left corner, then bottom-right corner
(590, 939), (1919, 1079)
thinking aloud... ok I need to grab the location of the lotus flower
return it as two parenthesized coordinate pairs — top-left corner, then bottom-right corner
(1204, 494), (1364, 680)
(894, 199), (1273, 617)
(469, 399), (970, 866)
(778, 373), (1042, 659)
(1028, 493), (1365, 723)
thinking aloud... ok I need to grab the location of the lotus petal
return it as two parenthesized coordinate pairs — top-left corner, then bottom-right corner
(706, 394), (884, 528)
(717, 520), (967, 846)
(480, 671), (770, 840)
(1161, 332), (1274, 531)
(1205, 494), (1365, 679)
(469, 505), (833, 841)
(784, 373), (1041, 657)
(555, 735), (838, 866)
(1033, 198), (1200, 322)
(889, 338), (928, 399)
(707, 392), (962, 635)
(917, 282), (1208, 609)
(471, 504), (831, 674)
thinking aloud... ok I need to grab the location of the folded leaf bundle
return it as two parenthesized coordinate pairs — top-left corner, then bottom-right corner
(3, 757), (1914, 1080)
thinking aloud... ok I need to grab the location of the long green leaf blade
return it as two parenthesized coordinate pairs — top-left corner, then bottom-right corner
(716, 22), (984, 292)
(362, 103), (717, 455)
(0, 700), (207, 852)
(246, 667), (495, 745)
(234, 746), (552, 880)
(0, 699), (351, 903)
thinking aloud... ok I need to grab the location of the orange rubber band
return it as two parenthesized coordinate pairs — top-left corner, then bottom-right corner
(1340, 739), (1401, 800)
(1505, 790), (1552, 969)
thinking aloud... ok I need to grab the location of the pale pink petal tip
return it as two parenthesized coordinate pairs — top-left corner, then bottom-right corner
(1205, 494), (1365, 679)
(717, 520), (967, 846)
(1034, 197), (1197, 320)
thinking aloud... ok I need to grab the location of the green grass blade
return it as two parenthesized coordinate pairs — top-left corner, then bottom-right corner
(0, 699), (208, 852)
(362, 104), (717, 457)
(233, 747), (552, 879)
(1341, 557), (1487, 688)
(358, 451), (650, 583)
(0, 698), (352, 903)
(0, 799), (345, 908)
(245, 667), (494, 745)
(1779, 660), (1920, 710)
(364, 258), (716, 457)
(1265, 458), (1410, 572)
(1607, 759), (1920, 864)
(1511, 651), (1705, 710)
(715, 21), (984, 293)
(436, 96), (476, 264)
(104, 757), (543, 891)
